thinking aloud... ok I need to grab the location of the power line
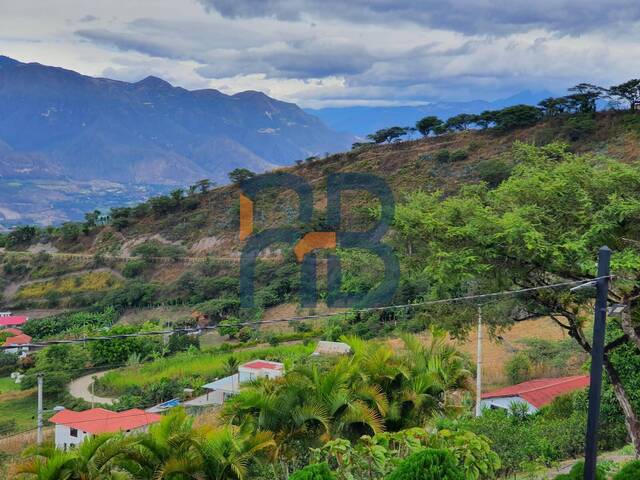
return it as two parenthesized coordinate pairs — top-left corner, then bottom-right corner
(1, 276), (612, 351)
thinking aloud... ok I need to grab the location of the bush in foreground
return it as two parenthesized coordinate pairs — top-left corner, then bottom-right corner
(614, 460), (640, 480)
(554, 461), (605, 480)
(386, 449), (465, 480)
(289, 463), (336, 480)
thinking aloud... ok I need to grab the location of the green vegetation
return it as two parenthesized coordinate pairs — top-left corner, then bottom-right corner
(614, 460), (640, 480)
(0, 377), (19, 394)
(289, 463), (335, 480)
(7, 78), (640, 478)
(386, 449), (465, 480)
(0, 392), (37, 431)
(97, 343), (314, 395)
(393, 141), (640, 454)
(12, 409), (275, 480)
(15, 271), (122, 301)
(22, 308), (119, 339)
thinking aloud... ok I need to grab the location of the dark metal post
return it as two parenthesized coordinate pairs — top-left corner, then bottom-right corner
(584, 246), (611, 480)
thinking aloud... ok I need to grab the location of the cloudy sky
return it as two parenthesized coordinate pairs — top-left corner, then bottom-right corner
(2, 0), (640, 107)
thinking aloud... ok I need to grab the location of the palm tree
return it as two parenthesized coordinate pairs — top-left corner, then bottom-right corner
(193, 424), (275, 480)
(12, 445), (75, 480)
(72, 433), (144, 480)
(13, 435), (145, 480)
(132, 408), (201, 479)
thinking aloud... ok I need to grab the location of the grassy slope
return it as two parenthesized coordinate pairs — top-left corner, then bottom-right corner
(4, 112), (640, 306)
(98, 343), (315, 395)
(49, 112), (640, 256)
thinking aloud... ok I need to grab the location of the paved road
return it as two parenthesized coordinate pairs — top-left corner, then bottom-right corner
(68, 370), (115, 405)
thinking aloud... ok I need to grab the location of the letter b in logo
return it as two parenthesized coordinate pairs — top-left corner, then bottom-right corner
(239, 172), (398, 309)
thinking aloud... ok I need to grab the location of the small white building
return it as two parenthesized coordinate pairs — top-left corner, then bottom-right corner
(312, 341), (352, 356)
(202, 359), (285, 405)
(49, 407), (162, 450)
(480, 375), (590, 414)
(238, 360), (284, 381)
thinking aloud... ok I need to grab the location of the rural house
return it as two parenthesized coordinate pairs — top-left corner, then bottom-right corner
(3, 330), (32, 355)
(480, 375), (590, 414)
(202, 359), (285, 405)
(0, 315), (28, 329)
(49, 407), (161, 450)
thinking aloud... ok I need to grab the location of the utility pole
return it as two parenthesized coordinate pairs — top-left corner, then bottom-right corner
(475, 305), (483, 417)
(91, 375), (96, 409)
(584, 246), (611, 480)
(37, 374), (43, 445)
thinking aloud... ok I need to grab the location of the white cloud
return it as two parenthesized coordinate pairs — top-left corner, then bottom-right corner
(1, 0), (640, 107)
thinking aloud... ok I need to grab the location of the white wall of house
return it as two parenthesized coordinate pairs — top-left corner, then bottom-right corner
(479, 396), (537, 414)
(238, 366), (283, 382)
(3, 346), (28, 356)
(54, 424), (153, 450)
(55, 424), (91, 450)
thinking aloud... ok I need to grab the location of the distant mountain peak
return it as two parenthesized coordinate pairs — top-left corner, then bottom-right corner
(135, 75), (173, 89)
(233, 90), (269, 99)
(0, 55), (20, 68)
(0, 56), (351, 191)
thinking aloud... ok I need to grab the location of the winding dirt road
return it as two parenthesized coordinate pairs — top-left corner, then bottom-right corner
(67, 370), (115, 405)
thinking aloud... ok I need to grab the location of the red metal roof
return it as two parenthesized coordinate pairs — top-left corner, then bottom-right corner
(0, 316), (28, 327)
(3, 328), (23, 336)
(4, 333), (32, 346)
(49, 408), (161, 434)
(482, 375), (590, 408)
(241, 360), (283, 370)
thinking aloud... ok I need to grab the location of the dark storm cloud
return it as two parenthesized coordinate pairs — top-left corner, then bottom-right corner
(76, 28), (197, 61)
(76, 24), (377, 79)
(198, 0), (640, 35)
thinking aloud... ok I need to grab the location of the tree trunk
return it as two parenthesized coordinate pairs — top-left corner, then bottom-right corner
(603, 356), (640, 457)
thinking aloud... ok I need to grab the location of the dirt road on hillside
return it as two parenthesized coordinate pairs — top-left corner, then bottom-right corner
(68, 370), (115, 405)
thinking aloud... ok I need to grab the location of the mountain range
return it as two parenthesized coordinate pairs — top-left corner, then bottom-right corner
(0, 55), (554, 227)
(0, 55), (351, 185)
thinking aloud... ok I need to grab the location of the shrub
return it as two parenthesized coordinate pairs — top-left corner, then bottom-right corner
(614, 460), (640, 480)
(449, 150), (469, 162)
(167, 332), (200, 354)
(505, 351), (532, 384)
(0, 352), (19, 376)
(435, 150), (450, 163)
(21, 371), (72, 399)
(554, 461), (605, 480)
(122, 259), (147, 278)
(562, 113), (596, 141)
(386, 449), (465, 480)
(476, 159), (512, 187)
(289, 463), (336, 480)
(237, 327), (253, 343)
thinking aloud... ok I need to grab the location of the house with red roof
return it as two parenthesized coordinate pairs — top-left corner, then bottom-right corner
(0, 315), (28, 328)
(201, 359), (285, 405)
(480, 375), (590, 414)
(3, 331), (32, 355)
(49, 407), (162, 449)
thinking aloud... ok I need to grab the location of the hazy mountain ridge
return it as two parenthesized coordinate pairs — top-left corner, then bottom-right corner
(0, 56), (351, 185)
(307, 90), (555, 136)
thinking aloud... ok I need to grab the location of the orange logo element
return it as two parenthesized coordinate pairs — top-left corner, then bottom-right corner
(294, 232), (337, 262)
(239, 194), (253, 241)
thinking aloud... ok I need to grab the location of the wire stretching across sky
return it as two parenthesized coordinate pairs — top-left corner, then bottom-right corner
(0, 276), (612, 351)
